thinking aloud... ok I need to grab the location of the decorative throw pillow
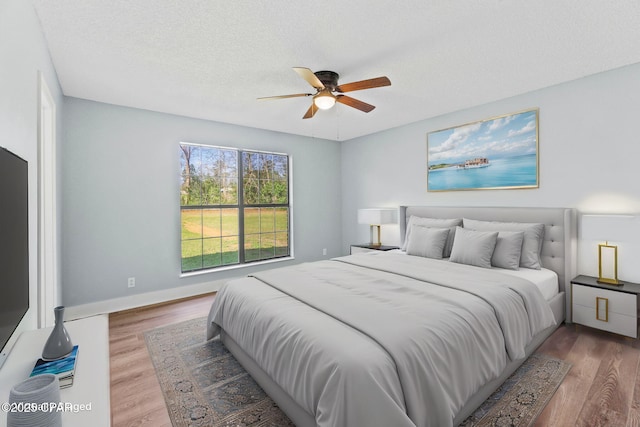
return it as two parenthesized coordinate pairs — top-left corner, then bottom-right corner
(449, 227), (499, 269)
(463, 218), (545, 269)
(491, 231), (525, 270)
(402, 216), (462, 257)
(405, 226), (450, 259)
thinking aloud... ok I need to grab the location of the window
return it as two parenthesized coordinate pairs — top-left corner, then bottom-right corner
(180, 143), (290, 273)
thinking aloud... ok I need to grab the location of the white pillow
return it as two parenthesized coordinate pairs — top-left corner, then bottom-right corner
(449, 227), (498, 269)
(402, 216), (462, 257)
(405, 226), (450, 259)
(463, 218), (545, 269)
(491, 231), (525, 270)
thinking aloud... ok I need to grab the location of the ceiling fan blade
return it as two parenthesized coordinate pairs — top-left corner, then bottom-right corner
(336, 76), (391, 93)
(257, 93), (312, 101)
(302, 103), (318, 119)
(336, 95), (375, 113)
(293, 67), (325, 90)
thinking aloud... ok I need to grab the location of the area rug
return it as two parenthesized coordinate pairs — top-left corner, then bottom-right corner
(145, 317), (571, 427)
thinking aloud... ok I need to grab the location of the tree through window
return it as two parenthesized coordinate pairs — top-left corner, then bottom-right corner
(180, 143), (290, 273)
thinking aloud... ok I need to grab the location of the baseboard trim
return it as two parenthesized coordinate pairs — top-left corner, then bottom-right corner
(64, 280), (226, 321)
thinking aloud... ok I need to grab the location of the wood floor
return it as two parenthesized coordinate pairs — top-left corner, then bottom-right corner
(109, 293), (216, 427)
(534, 323), (640, 427)
(109, 293), (640, 427)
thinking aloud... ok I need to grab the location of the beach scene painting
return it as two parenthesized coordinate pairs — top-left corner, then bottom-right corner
(427, 109), (539, 191)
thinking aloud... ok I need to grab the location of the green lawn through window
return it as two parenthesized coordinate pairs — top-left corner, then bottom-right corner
(181, 207), (289, 271)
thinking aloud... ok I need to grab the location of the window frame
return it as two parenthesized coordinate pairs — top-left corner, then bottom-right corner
(179, 142), (293, 275)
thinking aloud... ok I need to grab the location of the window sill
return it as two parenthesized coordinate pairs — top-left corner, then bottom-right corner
(179, 256), (295, 278)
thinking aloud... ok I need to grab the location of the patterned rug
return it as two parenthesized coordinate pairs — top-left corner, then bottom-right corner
(145, 317), (570, 427)
(459, 352), (570, 426)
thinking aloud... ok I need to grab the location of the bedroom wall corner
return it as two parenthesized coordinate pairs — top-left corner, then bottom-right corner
(60, 98), (342, 307)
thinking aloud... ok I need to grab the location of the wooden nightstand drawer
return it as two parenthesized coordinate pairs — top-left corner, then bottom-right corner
(572, 283), (638, 338)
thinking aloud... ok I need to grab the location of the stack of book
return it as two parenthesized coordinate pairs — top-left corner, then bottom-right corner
(30, 345), (79, 388)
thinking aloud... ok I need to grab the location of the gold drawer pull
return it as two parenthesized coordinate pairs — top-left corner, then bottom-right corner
(596, 296), (609, 322)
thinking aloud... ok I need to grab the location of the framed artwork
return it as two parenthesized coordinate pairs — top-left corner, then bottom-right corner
(427, 108), (539, 192)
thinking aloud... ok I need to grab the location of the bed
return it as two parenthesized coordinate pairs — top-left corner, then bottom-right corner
(207, 206), (577, 427)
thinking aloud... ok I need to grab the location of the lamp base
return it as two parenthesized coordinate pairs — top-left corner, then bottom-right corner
(369, 225), (382, 247)
(597, 243), (619, 286)
(597, 277), (621, 286)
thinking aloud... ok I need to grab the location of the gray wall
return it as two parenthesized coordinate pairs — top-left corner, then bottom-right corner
(341, 63), (640, 277)
(62, 98), (342, 306)
(0, 0), (64, 337)
(10, 0), (640, 309)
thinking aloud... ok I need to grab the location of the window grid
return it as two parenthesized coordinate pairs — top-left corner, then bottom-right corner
(180, 143), (290, 273)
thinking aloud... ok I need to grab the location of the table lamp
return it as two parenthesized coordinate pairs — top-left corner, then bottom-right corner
(581, 214), (635, 285)
(357, 208), (398, 247)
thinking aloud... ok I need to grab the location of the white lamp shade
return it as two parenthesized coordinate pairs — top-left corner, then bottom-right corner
(357, 208), (398, 225)
(581, 214), (638, 242)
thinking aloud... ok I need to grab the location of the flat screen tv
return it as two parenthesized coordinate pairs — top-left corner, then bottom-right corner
(0, 146), (29, 367)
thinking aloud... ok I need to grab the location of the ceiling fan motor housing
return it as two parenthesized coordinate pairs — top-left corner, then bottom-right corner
(314, 71), (339, 91)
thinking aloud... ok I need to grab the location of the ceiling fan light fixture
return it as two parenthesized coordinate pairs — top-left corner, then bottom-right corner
(260, 67), (391, 119)
(313, 91), (336, 110)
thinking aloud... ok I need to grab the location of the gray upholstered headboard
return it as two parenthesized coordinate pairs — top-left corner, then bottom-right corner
(400, 206), (577, 321)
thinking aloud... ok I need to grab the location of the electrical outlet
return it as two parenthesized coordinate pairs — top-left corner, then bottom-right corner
(127, 277), (135, 288)
(322, 248), (327, 256)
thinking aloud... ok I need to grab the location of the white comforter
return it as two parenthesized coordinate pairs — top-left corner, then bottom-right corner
(207, 252), (555, 427)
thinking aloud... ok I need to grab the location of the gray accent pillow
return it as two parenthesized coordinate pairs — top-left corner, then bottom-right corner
(405, 226), (450, 259)
(402, 216), (463, 257)
(463, 218), (545, 270)
(449, 227), (499, 269)
(491, 231), (525, 270)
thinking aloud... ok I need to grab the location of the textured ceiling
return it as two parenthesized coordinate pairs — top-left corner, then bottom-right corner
(33, 0), (640, 141)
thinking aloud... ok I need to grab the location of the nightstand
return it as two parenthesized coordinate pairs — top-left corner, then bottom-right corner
(350, 244), (400, 255)
(571, 275), (640, 338)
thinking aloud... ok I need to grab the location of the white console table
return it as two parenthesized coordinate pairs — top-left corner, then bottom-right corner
(0, 315), (110, 427)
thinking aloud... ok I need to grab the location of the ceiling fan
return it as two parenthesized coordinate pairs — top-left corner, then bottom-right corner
(258, 67), (391, 119)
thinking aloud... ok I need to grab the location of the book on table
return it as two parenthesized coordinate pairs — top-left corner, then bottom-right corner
(30, 345), (79, 388)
